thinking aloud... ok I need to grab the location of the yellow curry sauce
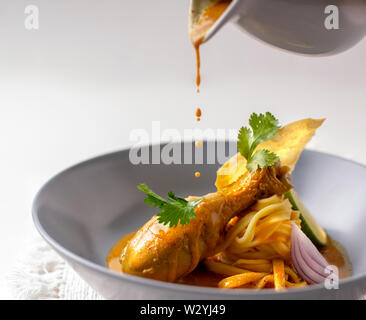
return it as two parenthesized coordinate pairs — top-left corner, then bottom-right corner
(190, 0), (232, 92)
(106, 233), (351, 288)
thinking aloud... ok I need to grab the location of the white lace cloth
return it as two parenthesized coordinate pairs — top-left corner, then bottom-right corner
(5, 232), (103, 300)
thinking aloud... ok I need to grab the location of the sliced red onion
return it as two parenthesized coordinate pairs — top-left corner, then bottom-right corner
(290, 239), (314, 284)
(292, 232), (326, 284)
(299, 239), (329, 277)
(294, 223), (328, 268)
(291, 222), (330, 284)
(293, 227), (328, 278)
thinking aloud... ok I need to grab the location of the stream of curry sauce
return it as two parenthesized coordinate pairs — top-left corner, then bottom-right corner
(191, 0), (232, 178)
(190, 0), (232, 92)
(107, 232), (352, 288)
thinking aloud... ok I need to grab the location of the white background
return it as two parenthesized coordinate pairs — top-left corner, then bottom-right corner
(0, 1), (365, 298)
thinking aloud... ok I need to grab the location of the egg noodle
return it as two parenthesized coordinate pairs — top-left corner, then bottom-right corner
(205, 194), (307, 289)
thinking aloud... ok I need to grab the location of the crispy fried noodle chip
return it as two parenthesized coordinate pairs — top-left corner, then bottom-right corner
(216, 118), (325, 190)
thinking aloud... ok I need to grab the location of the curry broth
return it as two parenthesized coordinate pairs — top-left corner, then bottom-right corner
(106, 232), (135, 274)
(319, 238), (352, 280)
(106, 233), (351, 288)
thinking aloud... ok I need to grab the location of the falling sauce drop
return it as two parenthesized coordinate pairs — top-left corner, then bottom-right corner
(196, 108), (202, 118)
(195, 140), (203, 148)
(196, 108), (202, 121)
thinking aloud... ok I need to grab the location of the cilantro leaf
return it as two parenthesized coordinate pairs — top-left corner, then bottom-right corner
(237, 112), (281, 171)
(137, 183), (166, 208)
(246, 149), (280, 171)
(237, 127), (252, 160)
(249, 112), (281, 152)
(137, 183), (203, 228)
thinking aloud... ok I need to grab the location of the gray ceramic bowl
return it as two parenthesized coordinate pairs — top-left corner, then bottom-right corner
(33, 142), (366, 299)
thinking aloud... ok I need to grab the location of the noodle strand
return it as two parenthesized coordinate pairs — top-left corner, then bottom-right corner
(205, 194), (305, 290)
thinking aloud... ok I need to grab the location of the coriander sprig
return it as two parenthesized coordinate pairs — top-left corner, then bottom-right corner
(237, 112), (280, 171)
(137, 183), (203, 227)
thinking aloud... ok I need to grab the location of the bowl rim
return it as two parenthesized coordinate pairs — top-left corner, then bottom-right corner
(32, 145), (366, 297)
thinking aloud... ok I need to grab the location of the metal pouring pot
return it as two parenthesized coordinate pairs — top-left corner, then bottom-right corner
(190, 0), (366, 55)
